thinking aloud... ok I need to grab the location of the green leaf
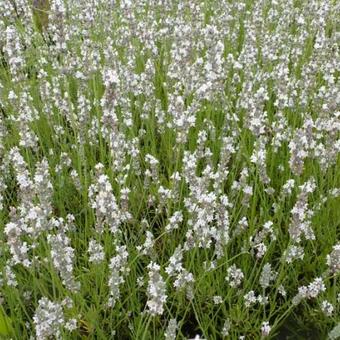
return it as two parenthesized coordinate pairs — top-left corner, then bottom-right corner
(0, 308), (12, 336)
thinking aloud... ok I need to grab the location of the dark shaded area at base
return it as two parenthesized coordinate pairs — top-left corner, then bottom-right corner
(276, 321), (324, 340)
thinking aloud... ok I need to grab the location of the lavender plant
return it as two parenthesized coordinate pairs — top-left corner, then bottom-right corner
(0, 0), (339, 339)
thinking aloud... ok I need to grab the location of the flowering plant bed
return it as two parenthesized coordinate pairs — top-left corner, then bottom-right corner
(0, 0), (339, 339)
